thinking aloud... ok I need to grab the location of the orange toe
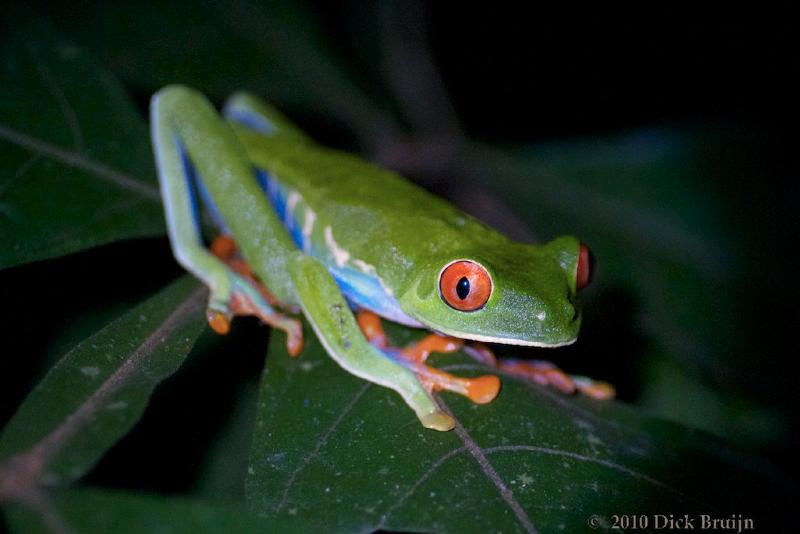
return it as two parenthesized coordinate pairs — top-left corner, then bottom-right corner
(210, 235), (237, 259)
(466, 375), (501, 404)
(576, 380), (616, 400)
(286, 321), (304, 357)
(545, 369), (576, 395)
(207, 310), (231, 335)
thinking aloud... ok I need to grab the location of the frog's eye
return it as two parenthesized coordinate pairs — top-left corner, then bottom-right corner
(439, 260), (492, 311)
(576, 243), (594, 291)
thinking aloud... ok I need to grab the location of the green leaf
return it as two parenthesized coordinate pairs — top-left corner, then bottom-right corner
(3, 487), (297, 533)
(195, 381), (260, 502)
(0, 21), (163, 270)
(0, 277), (205, 488)
(465, 131), (765, 438)
(42, 0), (400, 144)
(246, 323), (794, 533)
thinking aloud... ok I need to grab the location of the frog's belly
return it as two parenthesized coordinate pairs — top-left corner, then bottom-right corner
(257, 168), (423, 328)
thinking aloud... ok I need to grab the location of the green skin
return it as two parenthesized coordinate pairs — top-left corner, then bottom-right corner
(151, 86), (583, 431)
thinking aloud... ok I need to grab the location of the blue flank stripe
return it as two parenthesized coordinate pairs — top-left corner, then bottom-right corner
(255, 168), (419, 325)
(331, 266), (411, 323)
(256, 168), (305, 250)
(225, 108), (276, 135)
(335, 266), (421, 326)
(334, 268), (380, 311)
(289, 217), (304, 248)
(178, 140), (228, 233)
(178, 140), (201, 233)
(255, 167), (271, 196)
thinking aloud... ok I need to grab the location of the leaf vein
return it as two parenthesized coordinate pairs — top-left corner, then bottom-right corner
(0, 124), (160, 201)
(377, 446), (466, 530)
(485, 445), (690, 502)
(442, 363), (634, 436)
(438, 396), (538, 534)
(274, 382), (372, 513)
(31, 50), (86, 155)
(0, 287), (205, 493)
(0, 153), (42, 199)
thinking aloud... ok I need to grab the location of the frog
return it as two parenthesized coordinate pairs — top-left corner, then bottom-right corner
(150, 85), (613, 432)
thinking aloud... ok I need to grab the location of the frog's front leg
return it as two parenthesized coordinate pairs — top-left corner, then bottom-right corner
(150, 86), (302, 354)
(357, 311), (615, 400)
(500, 360), (616, 399)
(289, 252), (455, 431)
(357, 311), (501, 404)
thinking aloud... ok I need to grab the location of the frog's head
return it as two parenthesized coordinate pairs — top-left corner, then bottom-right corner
(399, 236), (593, 347)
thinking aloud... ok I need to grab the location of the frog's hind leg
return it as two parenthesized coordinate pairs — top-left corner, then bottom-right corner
(209, 235), (303, 355)
(210, 235), (292, 311)
(356, 311), (501, 404)
(150, 86), (302, 355)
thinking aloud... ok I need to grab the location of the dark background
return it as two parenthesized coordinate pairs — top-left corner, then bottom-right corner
(2, 0), (798, 494)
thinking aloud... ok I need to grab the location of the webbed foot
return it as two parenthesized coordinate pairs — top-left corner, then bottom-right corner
(356, 310), (614, 401)
(208, 235), (303, 356)
(356, 311), (501, 404)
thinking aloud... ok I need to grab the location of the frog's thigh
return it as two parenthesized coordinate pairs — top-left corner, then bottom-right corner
(152, 85), (297, 303)
(288, 252), (455, 431)
(151, 88), (242, 314)
(151, 86), (300, 350)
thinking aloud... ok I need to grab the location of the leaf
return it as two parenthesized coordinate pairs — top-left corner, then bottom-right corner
(0, 20), (164, 270)
(195, 381), (260, 502)
(42, 0), (400, 144)
(3, 487), (299, 533)
(246, 323), (795, 533)
(480, 132), (731, 339)
(0, 276), (205, 489)
(464, 131), (770, 438)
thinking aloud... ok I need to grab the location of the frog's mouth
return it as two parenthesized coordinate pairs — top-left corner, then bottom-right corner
(425, 323), (579, 348)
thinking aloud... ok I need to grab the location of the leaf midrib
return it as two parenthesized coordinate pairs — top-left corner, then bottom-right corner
(0, 123), (159, 201)
(0, 286), (205, 500)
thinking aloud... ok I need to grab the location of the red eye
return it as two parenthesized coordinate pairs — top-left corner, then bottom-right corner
(439, 260), (492, 311)
(576, 243), (594, 291)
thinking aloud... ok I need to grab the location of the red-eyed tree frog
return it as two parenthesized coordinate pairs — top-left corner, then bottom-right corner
(150, 86), (613, 432)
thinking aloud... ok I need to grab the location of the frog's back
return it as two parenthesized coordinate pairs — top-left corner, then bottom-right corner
(253, 137), (457, 222)
(237, 130), (504, 268)
(230, 126), (513, 323)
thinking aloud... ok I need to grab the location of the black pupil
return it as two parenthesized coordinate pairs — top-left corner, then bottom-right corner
(456, 277), (470, 300)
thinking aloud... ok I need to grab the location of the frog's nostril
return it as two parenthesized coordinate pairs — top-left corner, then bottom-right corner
(571, 307), (580, 322)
